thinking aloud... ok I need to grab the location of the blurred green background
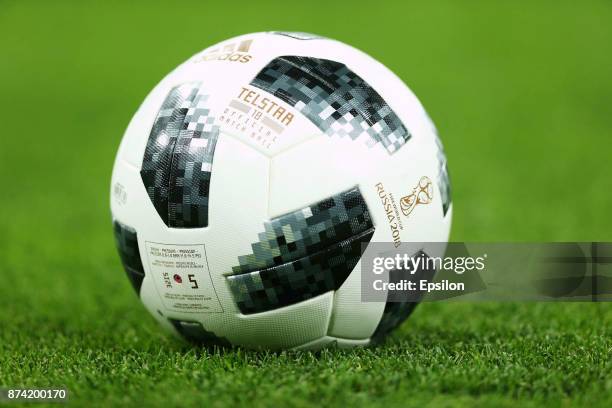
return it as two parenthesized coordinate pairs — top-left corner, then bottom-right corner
(0, 1), (610, 406)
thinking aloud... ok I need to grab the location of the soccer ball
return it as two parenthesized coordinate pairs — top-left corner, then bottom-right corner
(111, 32), (452, 350)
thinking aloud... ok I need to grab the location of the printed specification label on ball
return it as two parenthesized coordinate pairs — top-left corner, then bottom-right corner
(145, 242), (223, 313)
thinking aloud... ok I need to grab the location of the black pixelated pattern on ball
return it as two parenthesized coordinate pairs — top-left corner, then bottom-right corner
(232, 187), (374, 275)
(113, 220), (145, 295)
(140, 82), (219, 228)
(228, 229), (374, 314)
(167, 90), (219, 228)
(140, 84), (195, 225)
(434, 133), (452, 216)
(228, 187), (375, 314)
(251, 56), (411, 154)
(169, 319), (231, 347)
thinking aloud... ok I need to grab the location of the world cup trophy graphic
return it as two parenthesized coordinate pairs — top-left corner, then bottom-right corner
(400, 176), (434, 217)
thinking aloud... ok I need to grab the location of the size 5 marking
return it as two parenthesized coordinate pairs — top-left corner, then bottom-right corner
(1, 388), (68, 402)
(145, 242), (223, 313)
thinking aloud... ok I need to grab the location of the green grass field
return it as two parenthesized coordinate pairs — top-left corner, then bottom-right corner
(1, 1), (611, 406)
